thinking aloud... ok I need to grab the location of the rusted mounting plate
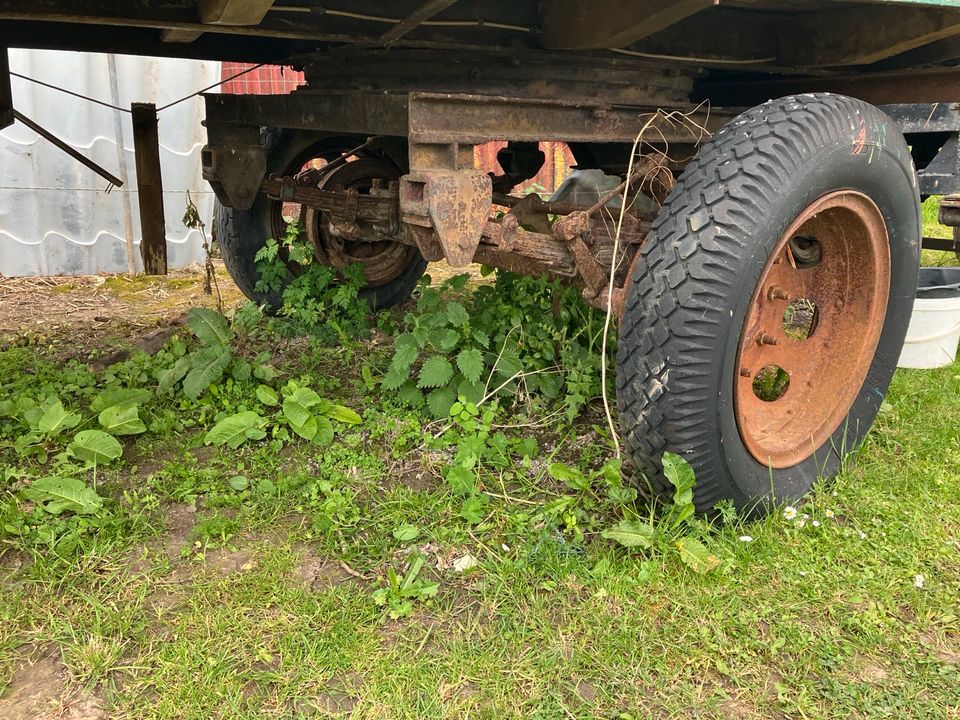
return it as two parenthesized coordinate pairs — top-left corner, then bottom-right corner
(400, 169), (492, 267)
(733, 191), (891, 469)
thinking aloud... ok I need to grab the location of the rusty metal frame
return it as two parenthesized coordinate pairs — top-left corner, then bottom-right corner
(203, 90), (723, 147)
(406, 92), (722, 145)
(202, 87), (686, 305)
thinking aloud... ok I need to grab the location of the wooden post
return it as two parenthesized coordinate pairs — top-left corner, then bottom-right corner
(1, 47), (12, 130)
(131, 102), (167, 274)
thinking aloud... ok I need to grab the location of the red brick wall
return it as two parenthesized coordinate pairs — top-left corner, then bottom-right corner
(220, 64), (575, 193)
(220, 62), (305, 95)
(474, 141), (575, 195)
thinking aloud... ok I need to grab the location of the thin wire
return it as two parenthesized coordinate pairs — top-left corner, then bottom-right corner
(270, 5), (531, 31)
(155, 62), (266, 112)
(9, 71), (130, 113)
(608, 47), (776, 65)
(9, 62), (266, 118)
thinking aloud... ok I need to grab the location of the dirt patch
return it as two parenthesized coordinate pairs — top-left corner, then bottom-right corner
(390, 460), (434, 493)
(201, 547), (254, 576)
(920, 630), (960, 665)
(161, 503), (197, 561)
(850, 653), (889, 684)
(0, 263), (244, 352)
(0, 648), (105, 720)
(576, 680), (597, 704)
(294, 546), (353, 591)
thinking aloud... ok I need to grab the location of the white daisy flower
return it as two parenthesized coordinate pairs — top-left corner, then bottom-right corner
(812, 520), (821, 528)
(738, 535), (753, 543)
(783, 506), (798, 520)
(825, 509), (835, 519)
(914, 574), (925, 588)
(858, 531), (867, 540)
(796, 519), (807, 528)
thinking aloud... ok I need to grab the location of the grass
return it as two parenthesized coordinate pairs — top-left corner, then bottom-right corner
(1, 243), (959, 718)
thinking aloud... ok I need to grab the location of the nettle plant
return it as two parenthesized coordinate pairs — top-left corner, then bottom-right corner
(382, 271), (610, 421)
(253, 221), (369, 336)
(434, 398), (538, 525)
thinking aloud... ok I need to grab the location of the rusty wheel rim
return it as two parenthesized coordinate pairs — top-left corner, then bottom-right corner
(305, 158), (418, 287)
(734, 191), (891, 469)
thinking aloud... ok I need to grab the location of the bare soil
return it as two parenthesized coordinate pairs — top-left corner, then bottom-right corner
(0, 649), (104, 720)
(0, 262), (245, 351)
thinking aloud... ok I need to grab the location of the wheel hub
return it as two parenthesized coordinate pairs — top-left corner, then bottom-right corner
(734, 191), (891, 468)
(305, 158), (418, 287)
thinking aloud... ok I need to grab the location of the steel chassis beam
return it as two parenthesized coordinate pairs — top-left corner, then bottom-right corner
(203, 90), (724, 147)
(882, 102), (960, 196)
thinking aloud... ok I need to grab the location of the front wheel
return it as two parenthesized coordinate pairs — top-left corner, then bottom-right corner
(617, 93), (921, 515)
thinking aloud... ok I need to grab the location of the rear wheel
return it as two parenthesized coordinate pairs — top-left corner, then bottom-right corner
(214, 130), (426, 311)
(617, 94), (921, 515)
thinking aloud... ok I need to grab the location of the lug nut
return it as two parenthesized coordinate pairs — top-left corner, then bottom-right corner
(740, 368), (752, 378)
(767, 286), (790, 301)
(757, 332), (778, 347)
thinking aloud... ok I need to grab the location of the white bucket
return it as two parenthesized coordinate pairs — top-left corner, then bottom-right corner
(898, 267), (960, 369)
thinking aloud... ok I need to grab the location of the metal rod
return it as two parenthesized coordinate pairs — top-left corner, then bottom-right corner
(12, 109), (124, 188)
(107, 54), (137, 274)
(1, 47), (12, 130)
(922, 236), (960, 252)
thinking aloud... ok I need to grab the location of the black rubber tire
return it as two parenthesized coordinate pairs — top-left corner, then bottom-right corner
(616, 93), (921, 515)
(213, 129), (427, 312)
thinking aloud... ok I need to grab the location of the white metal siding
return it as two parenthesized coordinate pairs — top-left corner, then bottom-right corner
(0, 49), (220, 276)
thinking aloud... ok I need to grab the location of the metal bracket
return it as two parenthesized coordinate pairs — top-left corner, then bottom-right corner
(400, 169), (491, 267)
(200, 126), (264, 210)
(883, 103), (960, 196)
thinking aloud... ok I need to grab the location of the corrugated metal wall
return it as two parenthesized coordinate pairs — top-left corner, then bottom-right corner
(220, 63), (576, 193)
(0, 50), (220, 277)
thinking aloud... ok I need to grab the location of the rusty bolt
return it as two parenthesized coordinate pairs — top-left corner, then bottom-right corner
(757, 332), (778, 347)
(740, 368), (752, 378)
(767, 286), (790, 301)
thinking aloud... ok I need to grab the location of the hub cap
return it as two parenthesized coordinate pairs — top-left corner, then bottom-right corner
(305, 158), (418, 287)
(734, 191), (891, 468)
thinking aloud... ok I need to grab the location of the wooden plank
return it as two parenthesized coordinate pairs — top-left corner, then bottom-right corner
(131, 103), (167, 275)
(198, 0), (274, 25)
(0, 46), (11, 129)
(541, 0), (718, 50)
(781, 6), (960, 66)
(381, 0), (459, 46)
